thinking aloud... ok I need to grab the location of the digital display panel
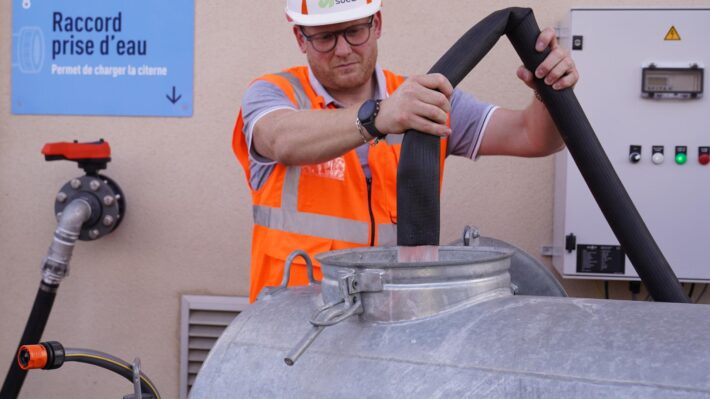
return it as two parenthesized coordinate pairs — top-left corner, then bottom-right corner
(646, 76), (668, 87)
(642, 66), (704, 98)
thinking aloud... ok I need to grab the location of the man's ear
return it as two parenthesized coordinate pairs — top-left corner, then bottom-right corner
(293, 26), (308, 54)
(374, 11), (382, 39)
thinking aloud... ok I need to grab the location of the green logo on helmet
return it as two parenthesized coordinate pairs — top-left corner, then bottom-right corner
(319, 0), (335, 8)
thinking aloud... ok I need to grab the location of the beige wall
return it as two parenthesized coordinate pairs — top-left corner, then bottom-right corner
(1, 1), (709, 397)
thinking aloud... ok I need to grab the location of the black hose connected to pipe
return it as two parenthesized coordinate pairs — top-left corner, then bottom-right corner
(2, 198), (92, 398)
(0, 282), (58, 399)
(397, 7), (687, 303)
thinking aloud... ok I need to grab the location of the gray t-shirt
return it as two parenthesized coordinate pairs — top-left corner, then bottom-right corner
(241, 66), (497, 190)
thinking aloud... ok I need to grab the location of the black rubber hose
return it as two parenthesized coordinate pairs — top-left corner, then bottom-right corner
(396, 7), (687, 303)
(505, 9), (687, 303)
(1, 281), (58, 399)
(396, 8), (512, 247)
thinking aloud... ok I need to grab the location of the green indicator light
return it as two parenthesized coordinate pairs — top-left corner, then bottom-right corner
(675, 153), (687, 165)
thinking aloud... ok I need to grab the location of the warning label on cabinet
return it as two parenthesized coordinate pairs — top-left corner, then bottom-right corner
(576, 244), (625, 274)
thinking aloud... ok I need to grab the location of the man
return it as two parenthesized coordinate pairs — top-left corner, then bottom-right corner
(234, 0), (579, 302)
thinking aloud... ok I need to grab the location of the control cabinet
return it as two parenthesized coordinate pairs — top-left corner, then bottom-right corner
(553, 8), (710, 281)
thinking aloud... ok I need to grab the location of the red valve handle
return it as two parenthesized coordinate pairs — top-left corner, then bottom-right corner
(41, 140), (111, 162)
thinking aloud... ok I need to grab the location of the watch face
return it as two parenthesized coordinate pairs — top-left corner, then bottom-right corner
(358, 99), (376, 122)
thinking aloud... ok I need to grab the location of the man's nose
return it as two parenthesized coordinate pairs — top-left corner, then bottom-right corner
(333, 33), (353, 56)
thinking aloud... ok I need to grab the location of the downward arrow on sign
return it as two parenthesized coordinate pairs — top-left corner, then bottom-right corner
(166, 86), (182, 104)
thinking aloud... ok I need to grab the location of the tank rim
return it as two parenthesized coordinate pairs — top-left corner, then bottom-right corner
(315, 245), (514, 269)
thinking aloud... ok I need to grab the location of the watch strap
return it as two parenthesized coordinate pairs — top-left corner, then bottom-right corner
(359, 99), (387, 143)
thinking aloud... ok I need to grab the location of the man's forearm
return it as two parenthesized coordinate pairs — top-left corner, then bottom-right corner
(521, 97), (565, 156)
(253, 106), (369, 165)
(251, 74), (455, 165)
(479, 96), (565, 158)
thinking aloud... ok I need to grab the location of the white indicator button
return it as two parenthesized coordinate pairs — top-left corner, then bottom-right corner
(652, 152), (665, 165)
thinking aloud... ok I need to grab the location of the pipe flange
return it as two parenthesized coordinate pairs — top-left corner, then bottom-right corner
(54, 175), (125, 241)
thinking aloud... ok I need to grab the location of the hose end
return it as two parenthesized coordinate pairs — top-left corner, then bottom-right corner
(17, 345), (47, 370)
(17, 341), (65, 370)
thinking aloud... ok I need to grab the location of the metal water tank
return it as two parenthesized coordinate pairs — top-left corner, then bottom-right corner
(190, 245), (710, 398)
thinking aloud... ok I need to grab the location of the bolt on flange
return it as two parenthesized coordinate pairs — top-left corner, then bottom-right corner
(89, 180), (101, 191)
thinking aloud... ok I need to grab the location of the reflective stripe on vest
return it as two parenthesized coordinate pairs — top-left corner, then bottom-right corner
(254, 167), (371, 244)
(274, 71), (312, 109)
(252, 71), (397, 245)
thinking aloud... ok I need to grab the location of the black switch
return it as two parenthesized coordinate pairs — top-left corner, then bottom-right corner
(629, 145), (642, 163)
(565, 233), (576, 253)
(572, 35), (583, 50)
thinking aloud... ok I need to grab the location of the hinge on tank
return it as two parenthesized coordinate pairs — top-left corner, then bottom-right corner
(462, 225), (480, 247)
(284, 270), (383, 366)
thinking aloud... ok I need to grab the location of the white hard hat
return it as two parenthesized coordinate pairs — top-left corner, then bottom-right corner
(285, 0), (382, 26)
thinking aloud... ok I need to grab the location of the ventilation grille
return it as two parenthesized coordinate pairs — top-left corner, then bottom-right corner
(180, 295), (249, 399)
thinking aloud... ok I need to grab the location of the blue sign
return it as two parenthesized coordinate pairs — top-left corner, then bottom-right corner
(11, 0), (194, 117)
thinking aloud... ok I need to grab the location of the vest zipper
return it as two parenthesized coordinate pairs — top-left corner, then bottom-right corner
(366, 177), (375, 246)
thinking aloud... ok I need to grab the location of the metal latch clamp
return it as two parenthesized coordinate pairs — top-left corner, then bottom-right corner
(284, 270), (383, 366)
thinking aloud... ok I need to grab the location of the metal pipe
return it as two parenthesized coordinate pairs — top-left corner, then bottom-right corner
(284, 326), (324, 366)
(42, 198), (92, 285)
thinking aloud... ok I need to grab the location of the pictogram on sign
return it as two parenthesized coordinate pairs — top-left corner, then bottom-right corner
(664, 26), (681, 41)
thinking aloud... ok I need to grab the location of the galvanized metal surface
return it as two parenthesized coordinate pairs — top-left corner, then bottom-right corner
(191, 246), (710, 398)
(450, 235), (568, 297)
(318, 246), (513, 322)
(191, 287), (710, 398)
(282, 246), (513, 365)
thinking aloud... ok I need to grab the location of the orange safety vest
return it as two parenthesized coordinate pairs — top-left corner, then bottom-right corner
(233, 66), (447, 302)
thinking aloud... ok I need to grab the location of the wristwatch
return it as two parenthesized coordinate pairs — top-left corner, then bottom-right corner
(357, 99), (387, 143)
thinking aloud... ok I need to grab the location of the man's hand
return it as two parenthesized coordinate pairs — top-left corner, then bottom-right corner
(516, 27), (578, 91)
(375, 73), (453, 137)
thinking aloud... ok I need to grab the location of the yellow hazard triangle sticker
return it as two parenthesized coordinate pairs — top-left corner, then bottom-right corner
(664, 26), (681, 41)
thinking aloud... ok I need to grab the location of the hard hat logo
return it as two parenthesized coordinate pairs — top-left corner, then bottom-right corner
(286, 0), (380, 26)
(319, 0), (361, 9)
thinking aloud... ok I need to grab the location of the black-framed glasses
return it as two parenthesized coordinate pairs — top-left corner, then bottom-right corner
(300, 16), (374, 53)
